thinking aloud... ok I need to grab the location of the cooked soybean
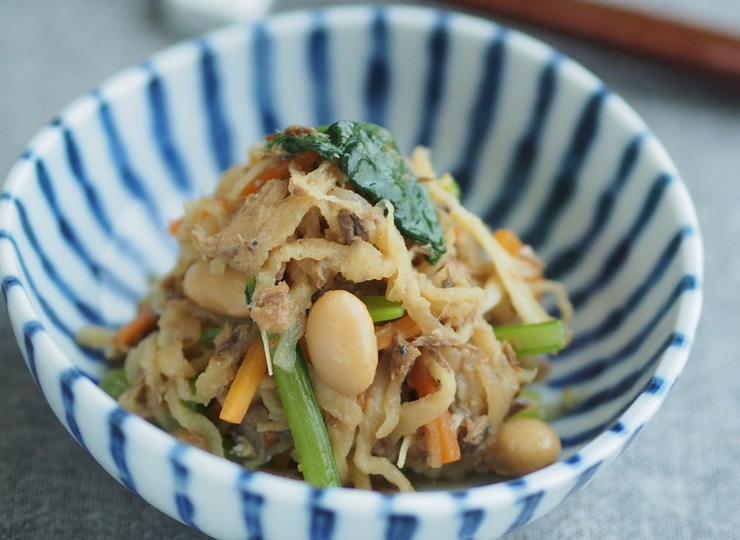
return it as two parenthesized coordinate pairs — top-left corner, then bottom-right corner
(305, 290), (378, 396)
(182, 261), (250, 318)
(491, 417), (561, 477)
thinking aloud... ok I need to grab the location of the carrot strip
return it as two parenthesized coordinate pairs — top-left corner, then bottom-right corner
(113, 304), (158, 349)
(375, 315), (421, 350)
(168, 217), (184, 236)
(408, 358), (461, 467)
(494, 228), (524, 255)
(409, 358), (439, 396)
(425, 407), (460, 468)
(495, 228), (545, 281)
(220, 339), (268, 424)
(240, 150), (318, 198)
(239, 176), (268, 198)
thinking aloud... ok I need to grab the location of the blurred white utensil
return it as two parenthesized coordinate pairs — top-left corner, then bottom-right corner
(159, 0), (274, 36)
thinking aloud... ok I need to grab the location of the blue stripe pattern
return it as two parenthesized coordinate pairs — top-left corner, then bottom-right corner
(109, 408), (137, 492)
(453, 27), (507, 195)
(505, 492), (544, 535)
(97, 92), (168, 233)
(546, 132), (644, 279)
(0, 229), (105, 361)
(60, 124), (113, 237)
(1, 274), (21, 303)
(484, 54), (559, 229)
(521, 88), (607, 249)
(569, 172), (674, 309)
(414, 12), (451, 149)
(564, 461), (601, 498)
(386, 514), (419, 540)
(60, 368), (87, 451)
(34, 159), (140, 304)
(563, 228), (693, 354)
(563, 333), (684, 415)
(365, 9), (391, 127)
(145, 65), (193, 193)
(458, 509), (484, 540)
(308, 11), (333, 126)
(171, 444), (198, 530)
(198, 39), (233, 172)
(59, 125), (152, 271)
(238, 471), (265, 540)
(0, 6), (702, 540)
(21, 319), (45, 387)
(310, 490), (336, 540)
(252, 24), (280, 135)
(11, 196), (106, 325)
(559, 335), (685, 447)
(644, 376), (666, 394)
(552, 275), (693, 386)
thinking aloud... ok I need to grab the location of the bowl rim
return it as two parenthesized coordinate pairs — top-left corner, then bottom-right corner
(0, 0), (704, 526)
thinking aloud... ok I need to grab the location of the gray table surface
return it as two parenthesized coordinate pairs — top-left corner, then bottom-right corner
(1, 0), (738, 538)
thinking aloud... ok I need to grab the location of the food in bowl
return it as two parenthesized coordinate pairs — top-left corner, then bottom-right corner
(81, 121), (573, 491)
(1, 4), (704, 537)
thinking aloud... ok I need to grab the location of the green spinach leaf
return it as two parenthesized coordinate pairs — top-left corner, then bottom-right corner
(267, 121), (446, 263)
(268, 129), (340, 161)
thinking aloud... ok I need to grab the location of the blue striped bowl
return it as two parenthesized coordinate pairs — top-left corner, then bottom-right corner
(0, 5), (702, 539)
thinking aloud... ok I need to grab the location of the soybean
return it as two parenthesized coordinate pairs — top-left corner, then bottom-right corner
(491, 417), (561, 477)
(304, 290), (378, 396)
(182, 260), (250, 317)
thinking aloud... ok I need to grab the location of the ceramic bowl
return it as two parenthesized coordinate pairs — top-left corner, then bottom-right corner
(0, 5), (703, 539)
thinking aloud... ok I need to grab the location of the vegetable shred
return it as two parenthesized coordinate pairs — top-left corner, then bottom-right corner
(84, 122), (573, 491)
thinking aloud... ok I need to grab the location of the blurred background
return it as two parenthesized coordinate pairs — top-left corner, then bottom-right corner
(1, 0), (738, 538)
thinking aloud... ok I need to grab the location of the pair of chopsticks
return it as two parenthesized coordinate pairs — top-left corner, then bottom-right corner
(447, 0), (740, 83)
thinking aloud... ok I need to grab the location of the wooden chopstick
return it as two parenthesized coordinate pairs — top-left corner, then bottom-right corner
(447, 0), (740, 83)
